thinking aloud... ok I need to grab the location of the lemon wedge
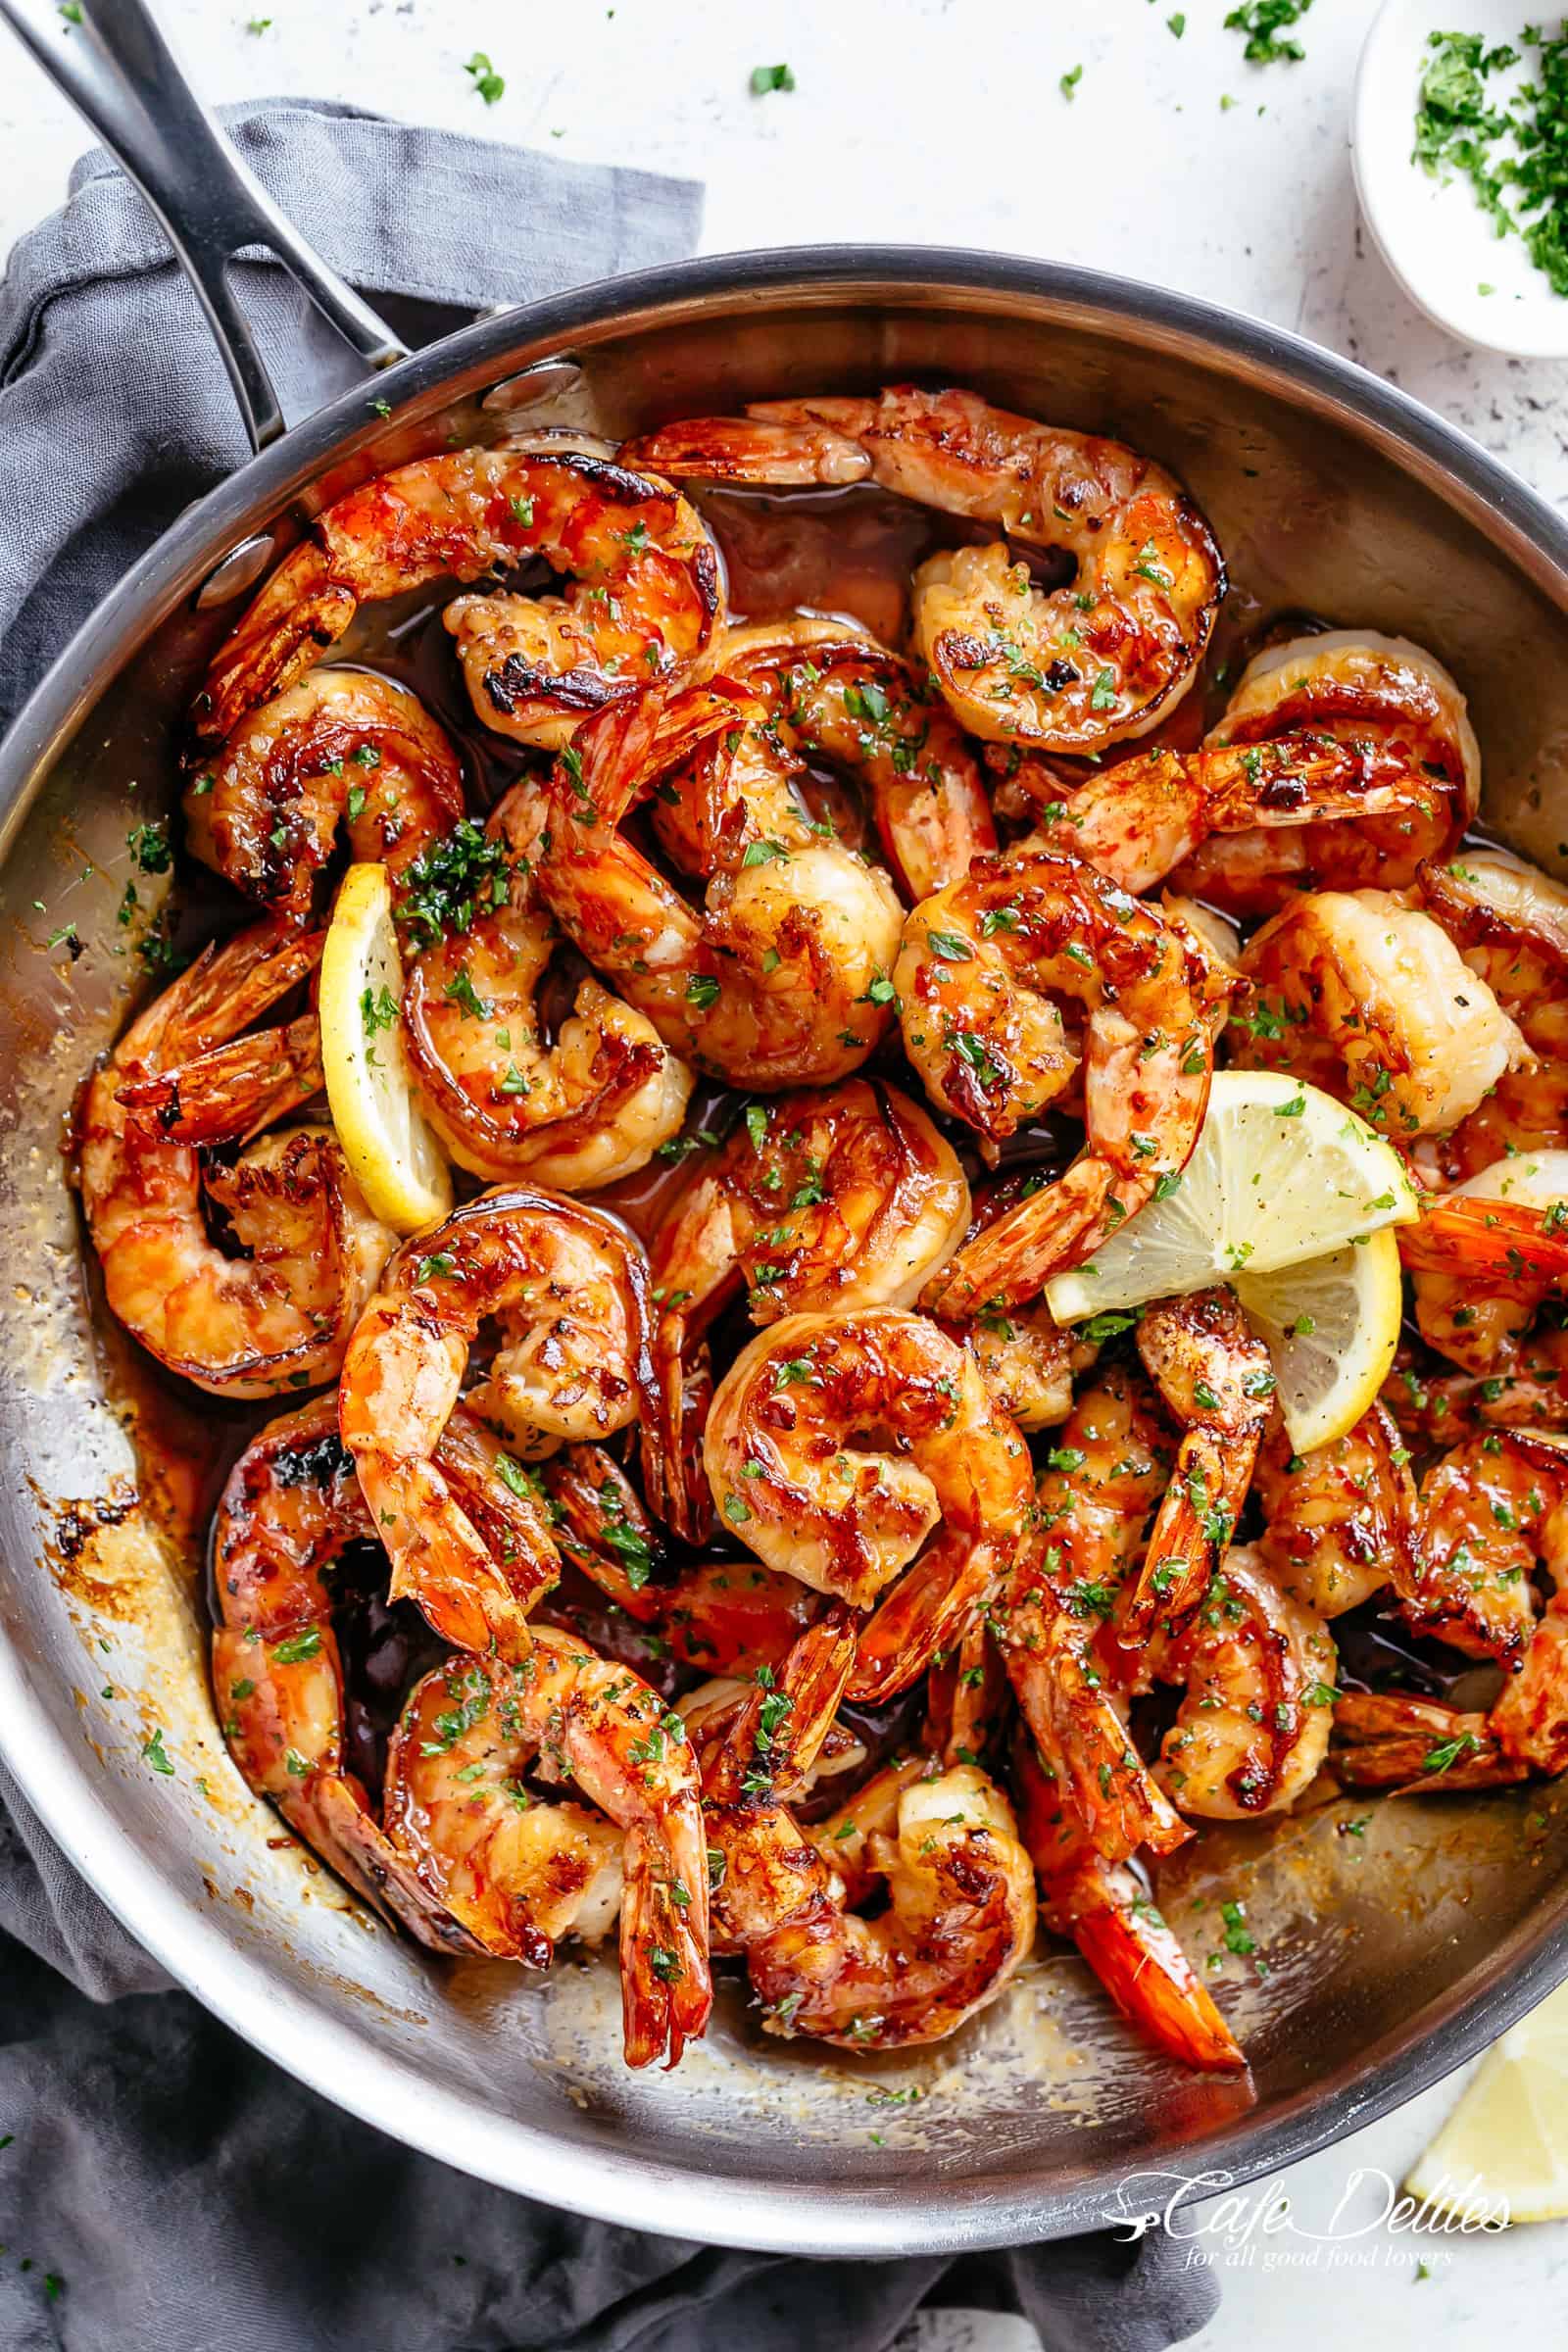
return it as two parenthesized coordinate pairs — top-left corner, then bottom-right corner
(1045, 1071), (1420, 1322)
(1405, 1979), (1568, 2225)
(1230, 1228), (1403, 1452)
(319, 861), (453, 1234)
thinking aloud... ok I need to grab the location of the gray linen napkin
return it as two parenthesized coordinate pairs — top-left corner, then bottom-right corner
(0, 101), (1219, 2352)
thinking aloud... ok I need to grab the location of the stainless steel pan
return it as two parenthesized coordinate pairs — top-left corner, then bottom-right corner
(4, 0), (1568, 2259)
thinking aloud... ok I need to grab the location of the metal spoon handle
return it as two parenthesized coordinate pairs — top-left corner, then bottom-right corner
(0, 0), (409, 451)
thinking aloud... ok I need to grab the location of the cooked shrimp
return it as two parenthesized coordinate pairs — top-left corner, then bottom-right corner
(1233, 889), (1526, 1139)
(1417, 1429), (1568, 1671)
(194, 435), (722, 752)
(211, 1396), (532, 1954)
(402, 782), (693, 1189)
(1012, 1738), (1244, 2073)
(996, 1368), (1191, 1864)
(1254, 1404), (1422, 1621)
(1172, 632), (1479, 915)
(646, 1081), (970, 1538)
(1140, 1545), (1337, 1820)
(703, 1307), (1033, 1702)
(183, 669), (466, 924)
(1030, 729), (1435, 899)
(1412, 852), (1568, 1180)
(532, 689), (905, 1089)
(541, 1444), (816, 1676)
(385, 1626), (711, 2067)
(1404, 1152), (1568, 1377)
(80, 922), (393, 1397)
(715, 1740), (1037, 2050)
(626, 385), (1224, 753)
(339, 1187), (657, 1657)
(903, 852), (1212, 1312)
(719, 616), (996, 899)
(942, 1173), (1100, 1432)
(1119, 1290), (1275, 1643)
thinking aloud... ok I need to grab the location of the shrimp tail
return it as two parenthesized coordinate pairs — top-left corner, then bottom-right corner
(1330, 1691), (1527, 1791)
(1068, 1879), (1247, 2074)
(922, 1161), (1115, 1317)
(117, 1011), (324, 1146)
(619, 1821), (713, 2069)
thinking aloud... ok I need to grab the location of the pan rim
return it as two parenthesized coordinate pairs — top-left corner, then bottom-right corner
(4, 240), (1567, 2253)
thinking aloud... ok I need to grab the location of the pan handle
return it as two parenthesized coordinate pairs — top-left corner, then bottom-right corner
(0, 0), (409, 452)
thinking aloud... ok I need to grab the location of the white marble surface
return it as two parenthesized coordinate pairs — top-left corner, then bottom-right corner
(5, 1), (1568, 2345)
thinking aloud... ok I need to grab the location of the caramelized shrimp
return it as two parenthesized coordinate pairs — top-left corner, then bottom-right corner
(1330, 1691), (1526, 1792)
(1172, 632), (1480, 915)
(1234, 890), (1525, 1139)
(1030, 729), (1434, 899)
(339, 1187), (656, 1657)
(80, 922), (393, 1397)
(1403, 1152), (1568, 1378)
(626, 385), (1224, 753)
(703, 1626), (1036, 2051)
(542, 1445), (816, 1676)
(401, 785), (694, 1188)
(1012, 1739), (1244, 2073)
(1141, 1545), (1337, 1821)
(211, 1397), (528, 1953)
(646, 1081), (970, 1538)
(904, 852), (1212, 1311)
(386, 1627), (711, 2066)
(532, 689), (905, 1088)
(1417, 1429), (1568, 1671)
(183, 669), (466, 924)
(996, 1369), (1191, 1863)
(720, 617), (996, 899)
(703, 1308), (1033, 1701)
(1254, 1404), (1422, 1621)
(195, 436), (721, 751)
(1120, 1289), (1275, 1643)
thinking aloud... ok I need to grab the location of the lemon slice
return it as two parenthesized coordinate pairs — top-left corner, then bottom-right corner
(1045, 1070), (1419, 1323)
(1230, 1228), (1403, 1452)
(1405, 1979), (1568, 2225)
(319, 861), (453, 1234)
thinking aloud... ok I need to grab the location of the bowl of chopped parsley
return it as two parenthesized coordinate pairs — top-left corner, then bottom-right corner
(1355, 0), (1568, 356)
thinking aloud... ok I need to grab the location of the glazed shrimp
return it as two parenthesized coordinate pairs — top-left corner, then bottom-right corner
(996, 1368), (1191, 1864)
(719, 617), (996, 899)
(1233, 890), (1526, 1140)
(80, 922), (394, 1397)
(903, 852), (1212, 1313)
(703, 1308), (1033, 1703)
(339, 1187), (657, 1658)
(1403, 1152), (1568, 1378)
(1029, 730), (1437, 901)
(1172, 632), (1480, 916)
(183, 669), (466, 924)
(1119, 1289), (1276, 1644)
(385, 1626), (711, 2067)
(1140, 1545), (1337, 1821)
(944, 1173), (1101, 1432)
(1412, 851), (1568, 1180)
(532, 689), (905, 1089)
(541, 1444), (816, 1676)
(1334, 1434), (1568, 1786)
(703, 1625), (1037, 2049)
(625, 385), (1224, 754)
(1012, 1739), (1244, 2073)
(194, 435), (721, 751)
(211, 1396), (534, 1954)
(401, 782), (693, 1188)
(646, 1081), (970, 1538)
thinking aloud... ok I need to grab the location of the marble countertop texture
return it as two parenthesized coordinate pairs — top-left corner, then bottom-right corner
(4, 2), (1568, 2347)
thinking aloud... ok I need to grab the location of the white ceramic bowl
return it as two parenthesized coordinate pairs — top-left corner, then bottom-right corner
(1355, 0), (1568, 358)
